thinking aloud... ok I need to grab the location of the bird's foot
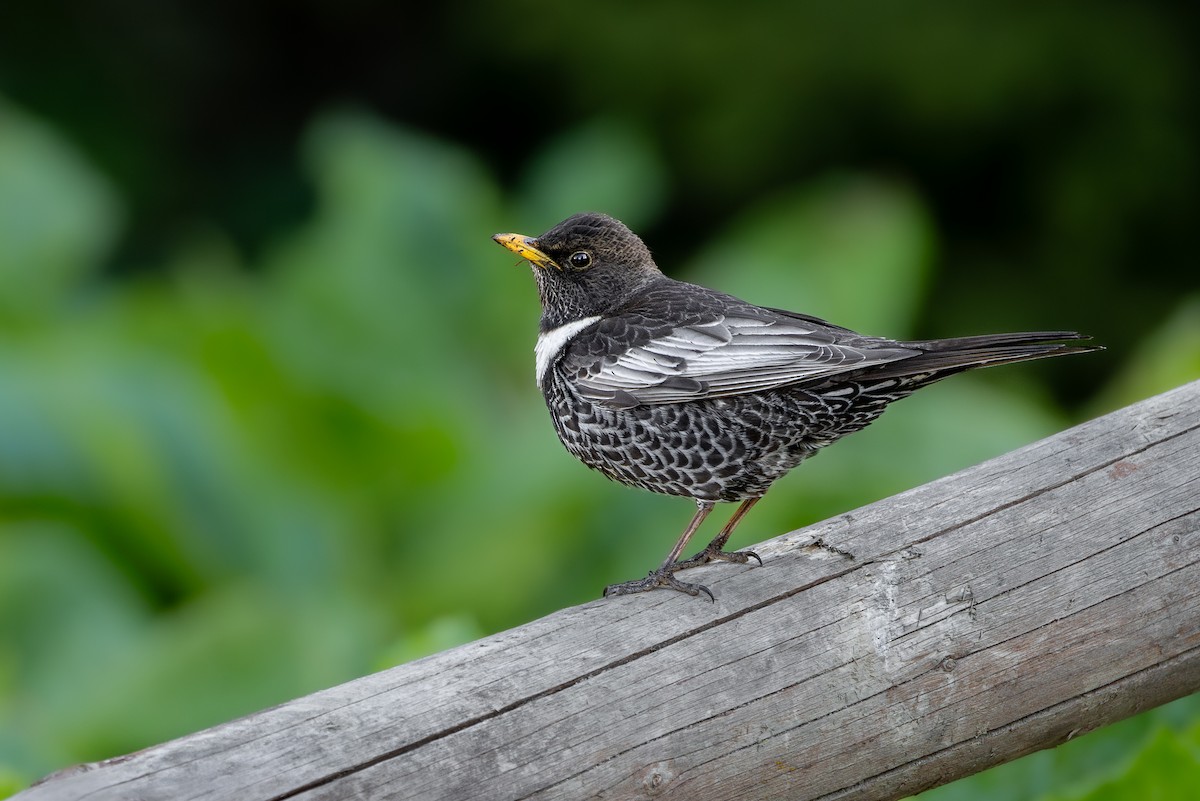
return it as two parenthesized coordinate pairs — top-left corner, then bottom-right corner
(673, 546), (762, 571)
(601, 547), (763, 601)
(603, 568), (715, 602)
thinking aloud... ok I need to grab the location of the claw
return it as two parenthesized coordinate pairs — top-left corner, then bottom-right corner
(673, 547), (763, 571)
(603, 570), (715, 601)
(601, 496), (765, 601)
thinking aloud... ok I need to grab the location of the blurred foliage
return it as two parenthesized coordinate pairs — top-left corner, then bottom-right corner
(0, 96), (1197, 799)
(0, 1), (1198, 797)
(1, 2), (1196, 380)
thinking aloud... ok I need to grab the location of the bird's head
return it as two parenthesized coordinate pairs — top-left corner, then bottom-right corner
(493, 212), (661, 329)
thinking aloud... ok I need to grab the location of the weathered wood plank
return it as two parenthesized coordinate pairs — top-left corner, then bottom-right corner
(19, 380), (1200, 801)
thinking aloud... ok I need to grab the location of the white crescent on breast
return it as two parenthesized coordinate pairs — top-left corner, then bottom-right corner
(534, 316), (602, 389)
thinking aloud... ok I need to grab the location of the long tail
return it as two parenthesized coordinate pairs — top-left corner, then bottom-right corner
(861, 331), (1101, 381)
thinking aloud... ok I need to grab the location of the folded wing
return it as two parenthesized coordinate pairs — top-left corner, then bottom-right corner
(566, 313), (918, 408)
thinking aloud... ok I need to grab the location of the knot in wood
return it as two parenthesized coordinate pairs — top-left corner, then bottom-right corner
(641, 761), (677, 795)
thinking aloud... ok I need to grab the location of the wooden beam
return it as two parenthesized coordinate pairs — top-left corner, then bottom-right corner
(20, 380), (1200, 801)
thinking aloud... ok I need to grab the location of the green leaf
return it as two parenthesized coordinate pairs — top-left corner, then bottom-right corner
(0, 99), (122, 317)
(688, 175), (935, 336)
(0, 523), (149, 779)
(1090, 294), (1200, 414)
(515, 118), (667, 231)
(0, 765), (26, 800)
(1064, 727), (1200, 801)
(376, 614), (485, 669)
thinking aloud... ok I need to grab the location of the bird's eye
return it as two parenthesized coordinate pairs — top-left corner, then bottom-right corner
(568, 251), (592, 269)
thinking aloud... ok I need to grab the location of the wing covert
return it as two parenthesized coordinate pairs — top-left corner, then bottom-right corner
(562, 313), (917, 408)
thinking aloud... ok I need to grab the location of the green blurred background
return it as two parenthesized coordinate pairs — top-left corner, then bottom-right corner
(1, 1), (1199, 798)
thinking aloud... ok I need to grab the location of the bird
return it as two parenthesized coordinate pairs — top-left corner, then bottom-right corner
(493, 212), (1098, 600)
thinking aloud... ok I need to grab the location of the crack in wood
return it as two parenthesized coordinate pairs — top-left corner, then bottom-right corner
(813, 644), (1200, 801)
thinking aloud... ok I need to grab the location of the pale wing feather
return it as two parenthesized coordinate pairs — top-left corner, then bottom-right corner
(576, 315), (916, 405)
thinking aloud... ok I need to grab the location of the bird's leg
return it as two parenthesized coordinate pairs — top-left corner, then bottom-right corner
(660, 499), (716, 566)
(603, 500), (717, 600)
(673, 496), (763, 570)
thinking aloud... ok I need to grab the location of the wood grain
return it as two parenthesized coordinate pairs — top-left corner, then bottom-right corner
(19, 380), (1200, 801)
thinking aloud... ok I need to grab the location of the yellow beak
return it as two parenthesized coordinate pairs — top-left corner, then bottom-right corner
(492, 233), (560, 270)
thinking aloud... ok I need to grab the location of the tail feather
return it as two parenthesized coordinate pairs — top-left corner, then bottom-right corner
(858, 332), (1100, 381)
(905, 330), (1093, 351)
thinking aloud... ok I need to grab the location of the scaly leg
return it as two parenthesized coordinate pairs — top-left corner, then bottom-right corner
(672, 496), (763, 571)
(603, 500), (716, 599)
(603, 497), (765, 600)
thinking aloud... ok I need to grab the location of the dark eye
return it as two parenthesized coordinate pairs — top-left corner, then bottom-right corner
(568, 251), (592, 269)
